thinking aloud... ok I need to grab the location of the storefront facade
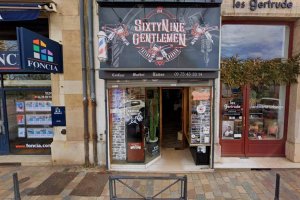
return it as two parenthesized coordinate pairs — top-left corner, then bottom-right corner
(98, 2), (222, 168)
(0, 16), (53, 155)
(95, 0), (300, 169)
(0, 3), (62, 157)
(217, 0), (300, 163)
(2, 0), (300, 168)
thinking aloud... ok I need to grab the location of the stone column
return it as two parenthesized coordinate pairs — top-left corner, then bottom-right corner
(50, 0), (87, 164)
(286, 19), (300, 162)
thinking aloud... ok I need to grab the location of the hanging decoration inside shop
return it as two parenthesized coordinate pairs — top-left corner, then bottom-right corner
(232, 0), (293, 11)
(99, 6), (220, 70)
(221, 54), (300, 87)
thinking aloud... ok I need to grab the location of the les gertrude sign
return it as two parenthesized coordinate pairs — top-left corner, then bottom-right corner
(233, 0), (293, 11)
(17, 27), (63, 73)
(100, 6), (220, 70)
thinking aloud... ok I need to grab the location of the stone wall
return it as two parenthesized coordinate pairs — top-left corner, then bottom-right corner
(286, 18), (300, 162)
(49, 0), (89, 165)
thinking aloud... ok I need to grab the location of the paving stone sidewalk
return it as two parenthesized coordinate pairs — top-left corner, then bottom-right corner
(0, 165), (300, 200)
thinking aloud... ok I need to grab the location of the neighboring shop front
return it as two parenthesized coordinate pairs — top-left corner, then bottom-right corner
(0, 4), (62, 155)
(97, 1), (222, 169)
(218, 0), (300, 160)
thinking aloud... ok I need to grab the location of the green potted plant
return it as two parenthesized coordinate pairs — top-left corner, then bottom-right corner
(147, 90), (159, 155)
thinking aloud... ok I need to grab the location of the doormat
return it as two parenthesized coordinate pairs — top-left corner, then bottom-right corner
(29, 172), (78, 195)
(70, 172), (109, 196)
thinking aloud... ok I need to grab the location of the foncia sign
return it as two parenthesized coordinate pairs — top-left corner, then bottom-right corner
(100, 6), (221, 70)
(17, 27), (63, 73)
(233, 0), (293, 11)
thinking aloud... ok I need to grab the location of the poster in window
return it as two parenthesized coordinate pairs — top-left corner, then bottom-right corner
(27, 128), (54, 138)
(26, 114), (52, 125)
(17, 115), (25, 125)
(222, 120), (234, 139)
(25, 101), (52, 112)
(18, 128), (26, 138)
(16, 102), (25, 112)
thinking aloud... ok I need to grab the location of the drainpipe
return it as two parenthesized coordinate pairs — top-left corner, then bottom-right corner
(88, 0), (98, 166)
(80, 0), (90, 167)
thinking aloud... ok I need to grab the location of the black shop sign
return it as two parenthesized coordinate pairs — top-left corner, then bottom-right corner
(99, 6), (220, 71)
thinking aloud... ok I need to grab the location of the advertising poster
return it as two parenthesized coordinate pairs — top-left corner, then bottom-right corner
(25, 101), (52, 112)
(18, 128), (26, 138)
(26, 114), (52, 125)
(190, 87), (211, 144)
(222, 120), (234, 139)
(17, 115), (25, 125)
(27, 128), (54, 138)
(16, 102), (25, 112)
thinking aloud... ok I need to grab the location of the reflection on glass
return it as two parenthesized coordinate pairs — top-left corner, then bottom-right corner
(221, 84), (243, 140)
(248, 85), (286, 140)
(0, 40), (18, 51)
(4, 74), (51, 87)
(109, 88), (160, 164)
(221, 25), (288, 59)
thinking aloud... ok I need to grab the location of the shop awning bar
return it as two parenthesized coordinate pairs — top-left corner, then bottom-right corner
(97, 0), (222, 4)
(0, 2), (56, 12)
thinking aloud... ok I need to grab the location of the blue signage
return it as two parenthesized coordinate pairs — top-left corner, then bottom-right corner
(17, 27), (63, 73)
(51, 106), (66, 126)
(0, 51), (20, 70)
(0, 4), (40, 21)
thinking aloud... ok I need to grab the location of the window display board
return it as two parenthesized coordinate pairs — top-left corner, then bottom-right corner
(110, 89), (127, 161)
(15, 100), (53, 139)
(186, 86), (212, 166)
(187, 87), (211, 146)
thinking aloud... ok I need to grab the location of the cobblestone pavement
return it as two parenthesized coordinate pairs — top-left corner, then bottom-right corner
(0, 165), (300, 200)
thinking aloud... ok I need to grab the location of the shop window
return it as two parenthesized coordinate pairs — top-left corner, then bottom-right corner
(248, 85), (286, 140)
(3, 74), (51, 87)
(221, 24), (289, 141)
(221, 24), (289, 59)
(7, 90), (53, 154)
(109, 87), (160, 164)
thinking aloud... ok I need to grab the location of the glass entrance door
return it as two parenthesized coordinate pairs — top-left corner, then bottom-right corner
(220, 84), (245, 156)
(246, 85), (287, 156)
(220, 84), (287, 157)
(0, 91), (9, 154)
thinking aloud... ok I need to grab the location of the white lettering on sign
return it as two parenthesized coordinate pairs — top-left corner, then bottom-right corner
(132, 73), (144, 77)
(233, 0), (293, 11)
(130, 144), (141, 149)
(27, 59), (59, 72)
(0, 53), (18, 66)
(112, 73), (125, 77)
(153, 72), (165, 77)
(133, 19), (186, 46)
